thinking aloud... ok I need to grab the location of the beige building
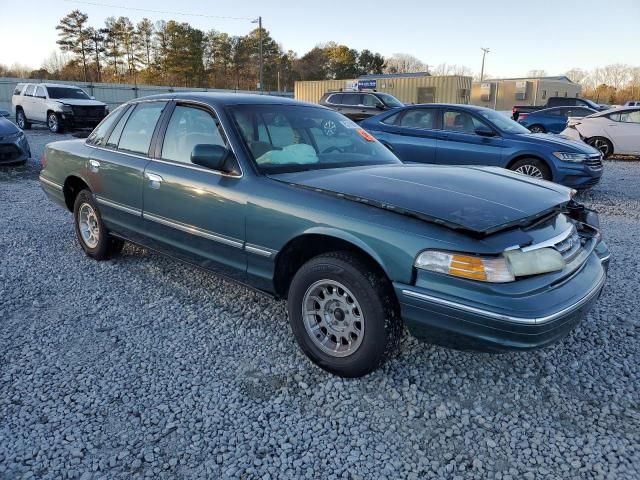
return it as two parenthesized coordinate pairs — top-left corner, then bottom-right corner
(295, 73), (472, 105)
(470, 76), (582, 111)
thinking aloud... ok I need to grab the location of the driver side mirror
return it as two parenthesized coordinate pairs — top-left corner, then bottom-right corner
(375, 104), (385, 110)
(191, 144), (230, 172)
(475, 125), (496, 137)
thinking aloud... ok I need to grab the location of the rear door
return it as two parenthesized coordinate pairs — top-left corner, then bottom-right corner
(435, 108), (504, 166)
(141, 101), (246, 279)
(377, 107), (439, 163)
(21, 85), (36, 119)
(89, 101), (166, 237)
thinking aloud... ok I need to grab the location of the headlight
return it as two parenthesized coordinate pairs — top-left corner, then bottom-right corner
(415, 248), (566, 283)
(61, 105), (73, 113)
(552, 152), (589, 163)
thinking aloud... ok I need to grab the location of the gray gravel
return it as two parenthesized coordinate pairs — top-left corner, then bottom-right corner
(1, 130), (639, 479)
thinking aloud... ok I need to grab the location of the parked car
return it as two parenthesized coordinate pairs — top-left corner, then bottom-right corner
(0, 115), (30, 164)
(518, 106), (597, 134)
(561, 107), (640, 157)
(12, 83), (108, 133)
(512, 97), (605, 121)
(359, 104), (603, 189)
(39, 93), (610, 377)
(0, 109), (10, 118)
(319, 90), (403, 122)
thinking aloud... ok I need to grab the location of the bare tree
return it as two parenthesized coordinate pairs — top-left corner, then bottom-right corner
(565, 68), (588, 85)
(384, 53), (428, 74)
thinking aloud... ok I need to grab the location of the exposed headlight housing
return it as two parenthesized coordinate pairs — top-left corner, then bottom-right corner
(552, 152), (589, 163)
(60, 105), (73, 114)
(415, 248), (566, 283)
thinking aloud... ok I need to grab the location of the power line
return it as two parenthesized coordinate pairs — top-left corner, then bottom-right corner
(62, 0), (253, 21)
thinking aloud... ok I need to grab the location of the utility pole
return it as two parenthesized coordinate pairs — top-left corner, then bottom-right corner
(480, 47), (490, 82)
(253, 16), (264, 94)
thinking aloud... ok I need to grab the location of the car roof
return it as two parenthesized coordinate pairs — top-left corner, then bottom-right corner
(129, 92), (317, 109)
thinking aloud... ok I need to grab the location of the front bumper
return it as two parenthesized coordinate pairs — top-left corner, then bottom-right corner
(0, 136), (30, 164)
(395, 242), (610, 352)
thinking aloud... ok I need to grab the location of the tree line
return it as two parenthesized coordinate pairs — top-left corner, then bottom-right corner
(14, 10), (392, 92)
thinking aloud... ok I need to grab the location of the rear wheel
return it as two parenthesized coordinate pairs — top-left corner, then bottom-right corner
(16, 109), (31, 130)
(528, 124), (546, 133)
(509, 157), (551, 181)
(287, 251), (402, 377)
(587, 137), (613, 158)
(73, 190), (124, 260)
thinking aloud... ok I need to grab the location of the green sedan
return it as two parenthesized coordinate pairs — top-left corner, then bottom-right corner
(39, 93), (610, 377)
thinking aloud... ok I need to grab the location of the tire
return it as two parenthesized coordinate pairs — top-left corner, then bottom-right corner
(287, 251), (402, 377)
(528, 124), (546, 134)
(509, 157), (551, 181)
(47, 112), (64, 133)
(73, 190), (123, 260)
(586, 137), (613, 158)
(16, 109), (31, 130)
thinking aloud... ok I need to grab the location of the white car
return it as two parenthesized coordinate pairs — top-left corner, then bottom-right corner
(11, 83), (108, 133)
(561, 107), (640, 157)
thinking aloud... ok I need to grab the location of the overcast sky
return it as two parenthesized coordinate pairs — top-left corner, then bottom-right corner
(2, 0), (639, 77)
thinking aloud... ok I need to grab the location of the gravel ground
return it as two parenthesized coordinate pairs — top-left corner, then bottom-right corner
(1, 129), (639, 480)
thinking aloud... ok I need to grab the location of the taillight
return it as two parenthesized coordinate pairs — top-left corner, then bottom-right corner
(518, 114), (528, 121)
(512, 107), (517, 112)
(41, 151), (47, 168)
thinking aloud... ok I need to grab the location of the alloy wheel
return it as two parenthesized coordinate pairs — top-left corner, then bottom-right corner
(48, 113), (59, 133)
(302, 279), (364, 357)
(78, 203), (100, 248)
(515, 164), (544, 178)
(16, 112), (25, 129)
(590, 138), (611, 156)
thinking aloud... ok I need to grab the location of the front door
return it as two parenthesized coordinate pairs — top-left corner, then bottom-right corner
(141, 102), (247, 280)
(606, 110), (640, 154)
(435, 109), (504, 166)
(90, 101), (166, 238)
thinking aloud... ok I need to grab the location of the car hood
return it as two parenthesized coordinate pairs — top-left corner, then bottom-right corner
(54, 99), (106, 107)
(514, 132), (598, 153)
(271, 164), (572, 235)
(0, 116), (19, 136)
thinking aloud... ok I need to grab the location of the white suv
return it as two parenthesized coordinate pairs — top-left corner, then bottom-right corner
(12, 83), (108, 133)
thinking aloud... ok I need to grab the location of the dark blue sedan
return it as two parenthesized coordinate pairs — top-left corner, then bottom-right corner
(518, 106), (597, 134)
(359, 104), (603, 189)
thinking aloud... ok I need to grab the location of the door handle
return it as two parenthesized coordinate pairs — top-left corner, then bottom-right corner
(88, 159), (100, 173)
(145, 172), (163, 189)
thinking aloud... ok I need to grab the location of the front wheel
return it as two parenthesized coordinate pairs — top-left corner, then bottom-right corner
(287, 252), (402, 377)
(73, 190), (124, 260)
(528, 124), (546, 134)
(587, 137), (613, 158)
(509, 158), (551, 181)
(48, 112), (64, 133)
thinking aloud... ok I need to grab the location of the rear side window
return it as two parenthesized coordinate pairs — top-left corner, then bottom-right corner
(341, 93), (362, 106)
(117, 102), (166, 155)
(161, 105), (226, 164)
(610, 110), (640, 123)
(399, 109), (436, 129)
(24, 85), (35, 97)
(87, 105), (127, 146)
(381, 112), (401, 125)
(13, 84), (24, 95)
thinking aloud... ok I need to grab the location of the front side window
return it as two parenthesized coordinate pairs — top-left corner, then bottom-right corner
(35, 86), (46, 98)
(161, 105), (226, 164)
(362, 94), (383, 107)
(87, 105), (127, 146)
(476, 108), (530, 134)
(47, 87), (90, 100)
(230, 104), (400, 174)
(24, 85), (35, 96)
(326, 94), (342, 105)
(117, 102), (166, 154)
(399, 109), (436, 129)
(442, 110), (485, 134)
(376, 93), (403, 108)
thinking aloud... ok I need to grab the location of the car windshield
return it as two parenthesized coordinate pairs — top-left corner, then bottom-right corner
(476, 109), (531, 134)
(229, 104), (401, 174)
(47, 87), (91, 100)
(377, 93), (404, 108)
